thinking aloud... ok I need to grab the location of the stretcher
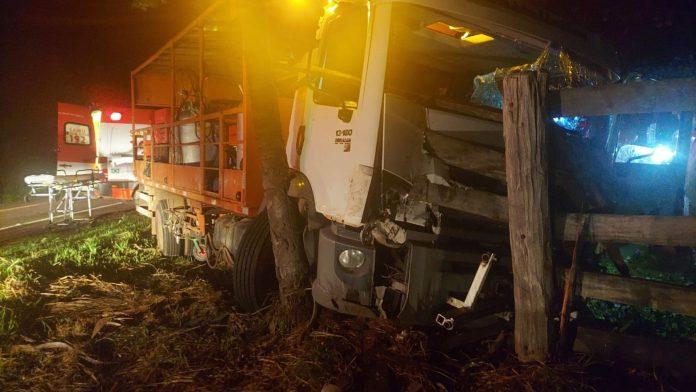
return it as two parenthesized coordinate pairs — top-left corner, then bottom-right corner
(24, 169), (103, 224)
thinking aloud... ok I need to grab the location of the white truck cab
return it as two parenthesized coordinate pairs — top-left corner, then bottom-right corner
(288, 0), (615, 324)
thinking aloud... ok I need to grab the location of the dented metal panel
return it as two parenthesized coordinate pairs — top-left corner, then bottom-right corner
(381, 94), (427, 185)
(426, 108), (504, 148)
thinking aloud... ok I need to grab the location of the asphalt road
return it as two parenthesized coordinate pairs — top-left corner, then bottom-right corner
(0, 197), (134, 243)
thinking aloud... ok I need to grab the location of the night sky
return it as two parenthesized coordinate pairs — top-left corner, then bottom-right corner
(0, 0), (214, 194)
(0, 0), (694, 195)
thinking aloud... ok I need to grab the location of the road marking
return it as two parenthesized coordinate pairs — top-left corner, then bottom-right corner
(0, 202), (126, 232)
(0, 203), (43, 213)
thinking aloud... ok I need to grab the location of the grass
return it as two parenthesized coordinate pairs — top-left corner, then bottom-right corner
(586, 245), (696, 340)
(0, 212), (366, 390)
(0, 213), (170, 340)
(1, 213), (160, 283)
(0, 183), (28, 204)
(0, 212), (690, 391)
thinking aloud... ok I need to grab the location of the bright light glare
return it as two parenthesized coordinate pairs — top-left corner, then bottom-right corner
(90, 110), (102, 123)
(462, 33), (495, 44)
(110, 112), (122, 121)
(324, 0), (338, 15)
(650, 145), (675, 164)
(91, 110), (102, 168)
(614, 144), (676, 165)
(553, 116), (582, 131)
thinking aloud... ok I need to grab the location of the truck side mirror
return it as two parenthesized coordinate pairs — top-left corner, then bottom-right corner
(338, 107), (353, 123)
(338, 101), (356, 123)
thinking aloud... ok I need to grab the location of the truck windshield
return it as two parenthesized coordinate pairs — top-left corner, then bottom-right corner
(385, 4), (541, 110)
(313, 3), (368, 107)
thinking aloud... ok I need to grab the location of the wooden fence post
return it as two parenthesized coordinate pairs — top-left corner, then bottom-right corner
(683, 113), (696, 216)
(675, 112), (693, 215)
(502, 70), (553, 362)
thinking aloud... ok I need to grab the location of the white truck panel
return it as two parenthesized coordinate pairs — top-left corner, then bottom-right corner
(299, 3), (393, 227)
(98, 122), (148, 182)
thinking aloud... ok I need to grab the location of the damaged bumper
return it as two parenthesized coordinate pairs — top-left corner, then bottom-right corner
(311, 224), (378, 318)
(311, 223), (507, 326)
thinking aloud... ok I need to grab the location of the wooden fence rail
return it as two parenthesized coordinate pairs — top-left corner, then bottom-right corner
(500, 73), (696, 363)
(418, 182), (696, 248)
(556, 214), (696, 247)
(548, 78), (696, 116)
(563, 269), (696, 317)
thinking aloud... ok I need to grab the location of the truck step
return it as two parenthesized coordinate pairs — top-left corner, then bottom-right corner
(136, 191), (153, 204)
(135, 204), (154, 218)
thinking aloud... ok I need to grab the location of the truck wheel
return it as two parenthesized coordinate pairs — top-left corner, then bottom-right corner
(155, 200), (182, 257)
(233, 210), (278, 312)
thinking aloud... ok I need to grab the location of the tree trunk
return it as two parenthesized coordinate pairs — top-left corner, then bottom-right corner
(241, 1), (311, 329)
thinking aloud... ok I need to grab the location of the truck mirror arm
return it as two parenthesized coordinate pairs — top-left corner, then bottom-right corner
(338, 106), (354, 123)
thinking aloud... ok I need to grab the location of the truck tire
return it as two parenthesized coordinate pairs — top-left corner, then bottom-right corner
(233, 210), (278, 312)
(155, 200), (182, 257)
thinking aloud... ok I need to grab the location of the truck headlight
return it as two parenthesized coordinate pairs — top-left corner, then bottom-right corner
(338, 249), (365, 270)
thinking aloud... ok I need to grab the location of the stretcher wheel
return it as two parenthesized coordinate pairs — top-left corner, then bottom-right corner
(155, 200), (182, 257)
(233, 210), (278, 312)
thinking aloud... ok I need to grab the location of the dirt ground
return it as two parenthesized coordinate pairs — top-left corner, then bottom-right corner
(0, 213), (688, 391)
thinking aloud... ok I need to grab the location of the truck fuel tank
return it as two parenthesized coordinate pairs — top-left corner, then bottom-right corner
(212, 215), (253, 259)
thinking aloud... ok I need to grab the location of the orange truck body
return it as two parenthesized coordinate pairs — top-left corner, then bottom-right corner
(131, 0), (293, 218)
(132, 102), (291, 217)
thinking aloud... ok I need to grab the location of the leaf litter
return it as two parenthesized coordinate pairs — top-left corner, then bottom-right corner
(0, 213), (686, 391)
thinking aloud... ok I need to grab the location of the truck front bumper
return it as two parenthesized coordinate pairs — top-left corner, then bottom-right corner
(311, 224), (504, 325)
(311, 224), (378, 318)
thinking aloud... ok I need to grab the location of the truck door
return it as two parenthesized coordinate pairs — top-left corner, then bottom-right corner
(57, 102), (96, 175)
(299, 2), (391, 226)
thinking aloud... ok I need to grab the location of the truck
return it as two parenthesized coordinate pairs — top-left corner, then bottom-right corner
(285, 0), (618, 326)
(133, 0), (617, 326)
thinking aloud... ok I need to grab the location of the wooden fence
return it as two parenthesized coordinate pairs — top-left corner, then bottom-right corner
(501, 74), (696, 362)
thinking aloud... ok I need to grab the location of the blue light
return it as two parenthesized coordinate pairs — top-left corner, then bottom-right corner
(614, 144), (676, 165)
(650, 145), (675, 164)
(552, 116), (585, 132)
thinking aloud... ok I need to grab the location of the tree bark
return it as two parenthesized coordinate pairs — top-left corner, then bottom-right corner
(241, 1), (310, 328)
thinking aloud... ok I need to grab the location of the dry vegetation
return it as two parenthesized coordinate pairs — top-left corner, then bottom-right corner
(0, 213), (684, 391)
